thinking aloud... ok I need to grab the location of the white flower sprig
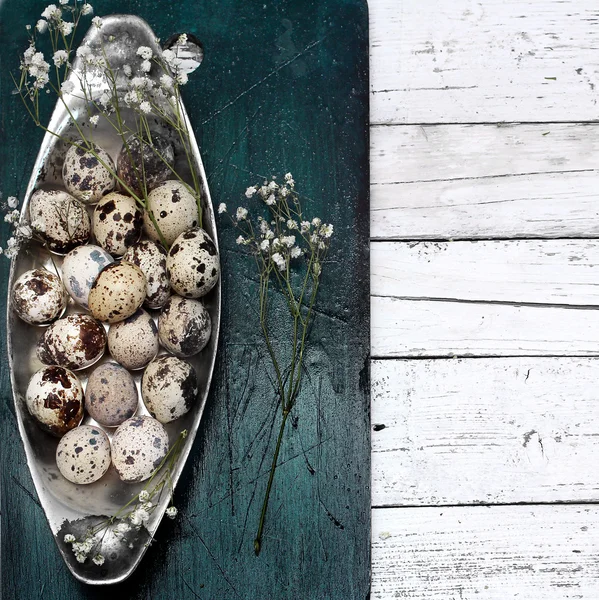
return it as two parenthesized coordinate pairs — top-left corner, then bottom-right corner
(220, 173), (333, 555)
(62, 430), (187, 565)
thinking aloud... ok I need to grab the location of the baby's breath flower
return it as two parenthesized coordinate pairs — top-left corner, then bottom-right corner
(177, 33), (188, 45)
(236, 207), (248, 221)
(36, 19), (48, 33)
(268, 180), (277, 190)
(17, 225), (32, 239)
(271, 252), (286, 272)
(61, 80), (74, 94)
(236, 235), (245, 245)
(260, 239), (270, 252)
(160, 74), (173, 90)
(139, 100), (152, 114)
(265, 194), (275, 206)
(92, 554), (105, 566)
(5, 210), (20, 224)
(91, 16), (102, 28)
(139, 490), (150, 502)
(320, 224), (333, 238)
(75, 552), (87, 563)
(286, 219), (297, 230)
(59, 21), (74, 36)
(284, 172), (294, 183)
(312, 217), (321, 227)
(41, 5), (61, 21)
(259, 185), (269, 198)
(116, 522), (131, 534)
(99, 91), (111, 107)
(218, 203), (227, 214)
(64, 534), (76, 544)
(281, 235), (295, 248)
(166, 506), (178, 519)
(136, 46), (153, 60)
(26, 24), (32, 31)
(245, 186), (256, 198)
(176, 72), (188, 86)
(80, 3), (93, 15)
(59, 0), (69, 5)
(76, 45), (91, 59)
(7, 196), (18, 209)
(53, 50), (68, 67)
(140, 59), (152, 73)
(300, 221), (310, 233)
(290, 246), (302, 259)
(280, 187), (289, 198)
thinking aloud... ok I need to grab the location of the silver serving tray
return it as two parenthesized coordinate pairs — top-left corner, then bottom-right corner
(6, 15), (219, 585)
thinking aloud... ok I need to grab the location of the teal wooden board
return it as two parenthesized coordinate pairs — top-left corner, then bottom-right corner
(0, 1), (370, 598)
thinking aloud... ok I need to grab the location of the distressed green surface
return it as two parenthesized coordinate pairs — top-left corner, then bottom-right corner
(0, 1), (370, 598)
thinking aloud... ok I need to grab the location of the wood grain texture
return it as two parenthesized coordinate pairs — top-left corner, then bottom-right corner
(372, 358), (599, 506)
(370, 0), (599, 124)
(372, 505), (599, 599)
(372, 240), (599, 305)
(371, 124), (599, 240)
(0, 1), (370, 598)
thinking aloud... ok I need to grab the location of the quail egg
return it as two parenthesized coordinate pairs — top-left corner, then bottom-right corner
(116, 132), (175, 197)
(62, 141), (116, 204)
(26, 366), (84, 436)
(166, 227), (220, 298)
(61, 245), (114, 309)
(85, 362), (139, 427)
(56, 425), (111, 484)
(122, 240), (170, 309)
(141, 356), (198, 424)
(29, 189), (91, 254)
(93, 192), (143, 256)
(88, 262), (147, 323)
(143, 180), (199, 246)
(107, 309), (159, 370)
(111, 416), (169, 482)
(158, 295), (211, 357)
(37, 313), (107, 370)
(12, 268), (67, 325)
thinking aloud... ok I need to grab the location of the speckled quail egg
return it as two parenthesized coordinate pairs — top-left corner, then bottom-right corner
(141, 356), (198, 424)
(26, 366), (84, 437)
(62, 141), (115, 204)
(37, 313), (107, 370)
(107, 309), (159, 370)
(143, 180), (199, 246)
(111, 416), (169, 482)
(158, 295), (211, 357)
(85, 362), (139, 427)
(29, 189), (91, 254)
(93, 192), (143, 256)
(116, 132), (175, 197)
(12, 269), (67, 325)
(167, 228), (220, 298)
(88, 262), (147, 324)
(61, 245), (114, 309)
(122, 240), (170, 309)
(56, 425), (111, 484)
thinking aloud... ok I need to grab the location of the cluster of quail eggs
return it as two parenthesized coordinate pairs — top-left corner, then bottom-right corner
(13, 134), (219, 486)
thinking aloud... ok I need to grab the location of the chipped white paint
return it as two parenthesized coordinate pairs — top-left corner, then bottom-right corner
(372, 358), (599, 506)
(372, 505), (599, 599)
(370, 0), (599, 124)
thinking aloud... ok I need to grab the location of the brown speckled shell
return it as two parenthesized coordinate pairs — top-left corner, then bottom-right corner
(88, 262), (147, 324)
(107, 309), (159, 370)
(111, 416), (169, 482)
(36, 314), (107, 371)
(12, 269), (68, 325)
(56, 425), (111, 484)
(29, 189), (91, 254)
(143, 180), (199, 246)
(166, 227), (220, 298)
(62, 141), (115, 204)
(93, 192), (143, 256)
(116, 133), (174, 198)
(141, 356), (198, 424)
(25, 366), (84, 437)
(122, 240), (170, 309)
(158, 295), (211, 358)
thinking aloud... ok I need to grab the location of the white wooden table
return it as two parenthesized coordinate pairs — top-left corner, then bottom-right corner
(369, 1), (599, 597)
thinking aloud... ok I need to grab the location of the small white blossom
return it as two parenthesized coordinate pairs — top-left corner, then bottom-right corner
(80, 4), (93, 15)
(129, 511), (142, 527)
(218, 203), (227, 214)
(320, 224), (333, 238)
(123, 64), (132, 77)
(41, 5), (61, 21)
(75, 552), (87, 563)
(7, 196), (18, 209)
(259, 220), (269, 234)
(259, 185), (269, 198)
(99, 91), (111, 106)
(61, 80), (74, 94)
(60, 21), (74, 36)
(36, 19), (48, 33)
(286, 219), (297, 230)
(76, 45), (91, 59)
(290, 246), (302, 259)
(53, 50), (68, 66)
(59, 0), (69, 5)
(160, 74), (173, 89)
(139, 490), (150, 502)
(281, 235), (295, 248)
(284, 172), (294, 183)
(176, 72), (188, 85)
(280, 187), (289, 198)
(268, 180), (277, 190)
(139, 100), (152, 114)
(260, 239), (270, 252)
(5, 210), (20, 224)
(265, 194), (276, 206)
(236, 207), (248, 221)
(92, 554), (105, 566)
(245, 186), (256, 198)
(26, 24), (31, 30)
(236, 235), (245, 245)
(272, 238), (281, 250)
(64, 534), (76, 543)
(17, 225), (32, 239)
(177, 33), (188, 45)
(272, 252), (286, 272)
(91, 16), (102, 28)
(312, 217), (321, 227)
(300, 221), (310, 233)
(166, 506), (178, 519)
(140, 59), (152, 73)
(136, 46), (153, 60)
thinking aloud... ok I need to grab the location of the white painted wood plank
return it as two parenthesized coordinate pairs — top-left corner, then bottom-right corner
(371, 295), (599, 357)
(372, 358), (599, 506)
(371, 241), (599, 306)
(370, 124), (599, 239)
(370, 0), (599, 124)
(372, 505), (599, 599)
